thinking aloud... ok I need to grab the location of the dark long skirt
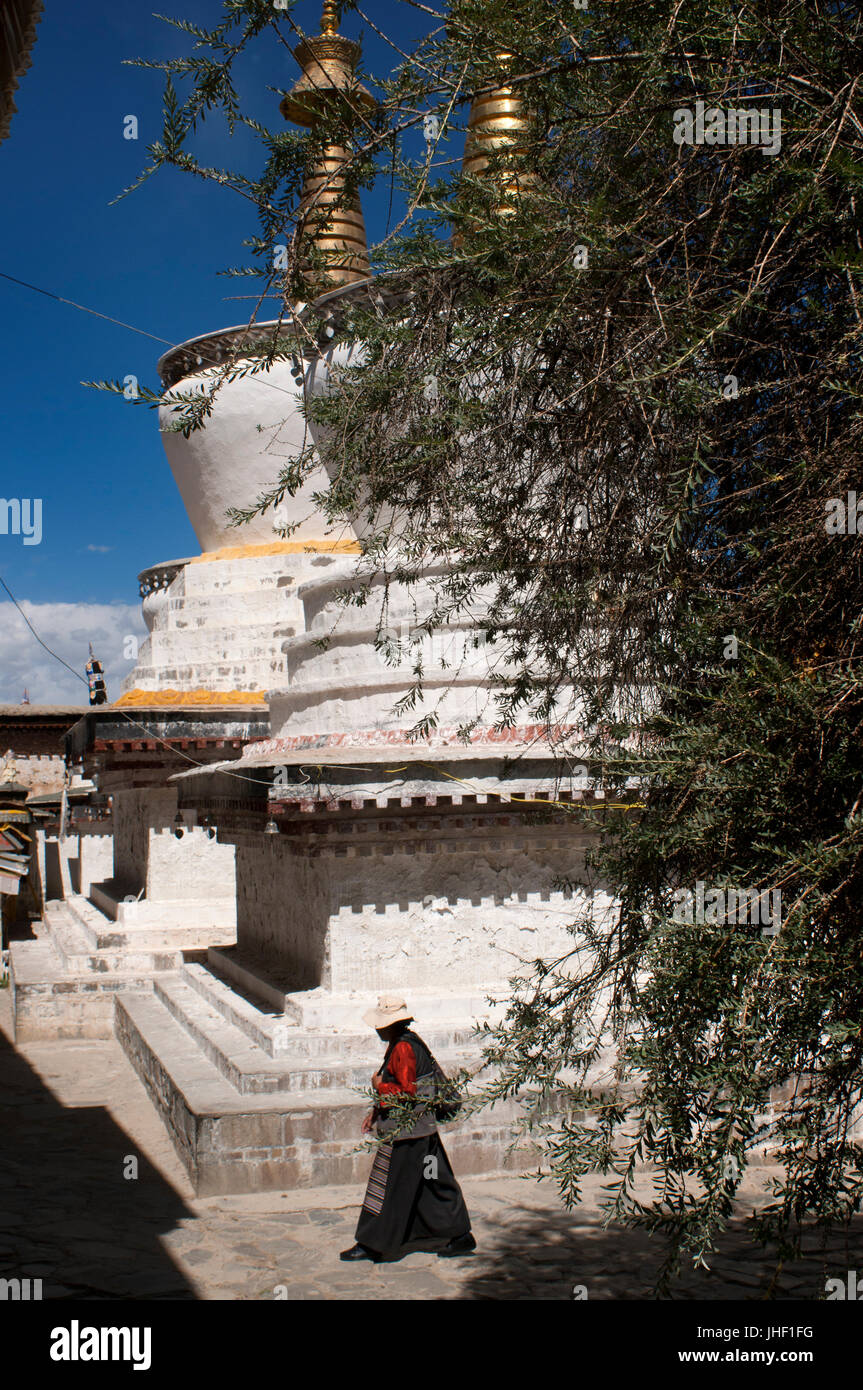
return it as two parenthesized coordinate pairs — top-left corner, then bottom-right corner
(355, 1133), (471, 1258)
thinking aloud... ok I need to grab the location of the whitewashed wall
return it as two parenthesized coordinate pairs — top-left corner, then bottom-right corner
(233, 829), (606, 994)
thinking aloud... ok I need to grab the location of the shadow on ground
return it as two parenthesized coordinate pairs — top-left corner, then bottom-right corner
(455, 1198), (863, 1301)
(0, 1022), (195, 1299)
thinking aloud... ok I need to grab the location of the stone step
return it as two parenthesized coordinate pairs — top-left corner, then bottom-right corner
(121, 663), (280, 692)
(64, 892), (147, 946)
(181, 552), (335, 599)
(143, 641), (290, 671)
(115, 990), (537, 1195)
(162, 591), (297, 622)
(145, 624), (293, 656)
(153, 974), (355, 1095)
(182, 962), (291, 1056)
(67, 890), (231, 951)
(183, 962), (482, 1062)
(206, 944), (300, 1016)
(9, 937), (170, 1042)
(44, 902), (184, 974)
(50, 894), (119, 948)
(151, 607), (296, 633)
(115, 990), (373, 1193)
(86, 883), (235, 942)
(206, 946), (501, 1033)
(9, 933), (63, 987)
(154, 972), (478, 1097)
(56, 889), (225, 956)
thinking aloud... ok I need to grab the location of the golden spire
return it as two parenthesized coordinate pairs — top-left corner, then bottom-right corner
(457, 49), (538, 239)
(320, 0), (338, 36)
(280, 0), (376, 295)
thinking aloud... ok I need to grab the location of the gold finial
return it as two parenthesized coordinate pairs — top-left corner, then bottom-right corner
(320, 0), (339, 36)
(462, 61), (535, 193)
(455, 49), (538, 242)
(279, 3), (377, 295)
(280, 13), (374, 128)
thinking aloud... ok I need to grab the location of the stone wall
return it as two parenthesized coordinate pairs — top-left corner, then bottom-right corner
(70, 825), (114, 897)
(113, 786), (236, 905)
(112, 788), (157, 896)
(3, 753), (66, 796)
(235, 839), (331, 988)
(329, 837), (599, 992)
(0, 708), (84, 760)
(148, 819), (236, 904)
(233, 826), (605, 995)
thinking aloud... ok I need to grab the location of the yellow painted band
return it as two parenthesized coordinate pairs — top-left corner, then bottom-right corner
(189, 539), (361, 564)
(114, 689), (267, 707)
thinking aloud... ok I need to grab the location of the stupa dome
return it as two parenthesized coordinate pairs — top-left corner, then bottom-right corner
(156, 322), (357, 556)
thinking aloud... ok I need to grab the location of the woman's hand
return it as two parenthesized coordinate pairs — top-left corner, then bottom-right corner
(361, 1110), (375, 1135)
(372, 1071), (382, 1088)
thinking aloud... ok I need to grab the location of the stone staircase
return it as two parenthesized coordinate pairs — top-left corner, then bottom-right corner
(115, 954), (540, 1195)
(9, 894), (233, 1042)
(11, 900), (554, 1194)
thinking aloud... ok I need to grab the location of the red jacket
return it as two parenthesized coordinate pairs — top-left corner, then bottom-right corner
(374, 1039), (416, 1101)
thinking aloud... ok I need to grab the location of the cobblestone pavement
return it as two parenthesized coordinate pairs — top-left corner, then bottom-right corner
(2, 991), (862, 1301)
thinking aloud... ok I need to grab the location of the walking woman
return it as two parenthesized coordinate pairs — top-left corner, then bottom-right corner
(340, 995), (476, 1263)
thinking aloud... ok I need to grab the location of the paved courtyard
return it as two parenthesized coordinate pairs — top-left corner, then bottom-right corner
(2, 989), (861, 1301)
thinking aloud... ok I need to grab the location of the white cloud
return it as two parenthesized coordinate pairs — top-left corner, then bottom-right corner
(86, 544), (114, 553)
(0, 601), (147, 705)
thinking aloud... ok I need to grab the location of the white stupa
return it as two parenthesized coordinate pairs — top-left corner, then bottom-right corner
(120, 323), (361, 709)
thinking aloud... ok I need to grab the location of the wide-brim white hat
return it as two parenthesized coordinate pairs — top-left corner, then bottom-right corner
(362, 995), (414, 1030)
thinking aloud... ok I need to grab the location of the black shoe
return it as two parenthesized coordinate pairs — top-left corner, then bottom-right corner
(437, 1232), (477, 1258)
(340, 1243), (375, 1262)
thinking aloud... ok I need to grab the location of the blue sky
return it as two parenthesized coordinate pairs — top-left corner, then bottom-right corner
(0, 0), (437, 702)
